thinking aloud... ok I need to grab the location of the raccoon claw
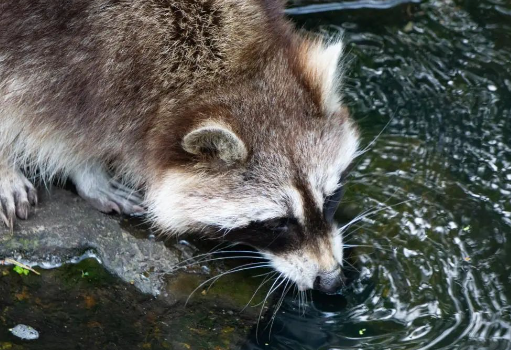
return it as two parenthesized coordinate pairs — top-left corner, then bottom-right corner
(110, 180), (145, 215)
(85, 195), (144, 216)
(0, 166), (37, 229)
(83, 188), (145, 216)
(71, 165), (145, 216)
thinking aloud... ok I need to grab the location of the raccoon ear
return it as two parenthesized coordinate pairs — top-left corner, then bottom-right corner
(182, 122), (248, 164)
(302, 40), (344, 115)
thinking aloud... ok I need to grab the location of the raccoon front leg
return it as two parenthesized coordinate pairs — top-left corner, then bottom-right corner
(0, 164), (38, 228)
(70, 163), (145, 215)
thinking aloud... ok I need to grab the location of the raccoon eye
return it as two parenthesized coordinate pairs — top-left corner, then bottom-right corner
(222, 217), (298, 250)
(324, 164), (354, 222)
(324, 184), (344, 223)
(262, 217), (294, 233)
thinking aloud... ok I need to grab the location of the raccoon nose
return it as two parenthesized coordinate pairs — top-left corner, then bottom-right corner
(313, 268), (344, 294)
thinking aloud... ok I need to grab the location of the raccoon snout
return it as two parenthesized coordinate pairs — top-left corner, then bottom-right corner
(313, 268), (345, 294)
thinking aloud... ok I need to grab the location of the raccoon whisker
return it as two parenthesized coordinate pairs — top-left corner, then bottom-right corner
(203, 240), (238, 251)
(306, 289), (313, 308)
(256, 274), (286, 343)
(295, 288), (300, 312)
(299, 289), (306, 316)
(342, 258), (360, 274)
(252, 270), (275, 278)
(184, 249), (262, 265)
(292, 284), (298, 300)
(185, 262), (271, 306)
(343, 221), (408, 257)
(342, 244), (401, 254)
(221, 227), (235, 239)
(293, 286), (300, 312)
(296, 288), (307, 315)
(340, 46), (356, 74)
(342, 229), (379, 246)
(299, 290), (304, 315)
(343, 243), (397, 253)
(204, 263), (273, 294)
(241, 271), (278, 313)
(187, 263), (273, 304)
(342, 230), (403, 260)
(353, 112), (395, 159)
(348, 171), (404, 184)
(340, 272), (347, 289)
(302, 291), (306, 315)
(267, 279), (292, 339)
(292, 285), (304, 315)
(337, 208), (381, 236)
(339, 204), (385, 230)
(271, 279), (290, 321)
(304, 290), (311, 314)
(206, 249), (261, 255)
(341, 223), (388, 244)
(342, 222), (397, 244)
(183, 249), (262, 262)
(339, 222), (367, 242)
(174, 255), (269, 270)
(338, 198), (418, 237)
(174, 248), (260, 268)
(108, 181), (144, 203)
(251, 274), (283, 308)
(169, 248), (222, 268)
(263, 279), (289, 339)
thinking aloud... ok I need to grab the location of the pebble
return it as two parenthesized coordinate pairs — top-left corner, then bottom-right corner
(9, 324), (39, 340)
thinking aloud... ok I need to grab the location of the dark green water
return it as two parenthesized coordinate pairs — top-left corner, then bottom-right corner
(243, 0), (511, 349)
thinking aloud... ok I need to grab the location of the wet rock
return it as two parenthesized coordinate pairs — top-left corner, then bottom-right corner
(0, 187), (271, 310)
(0, 187), (180, 298)
(0, 187), (272, 349)
(9, 325), (39, 340)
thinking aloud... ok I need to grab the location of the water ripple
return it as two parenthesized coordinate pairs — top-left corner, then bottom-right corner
(243, 0), (511, 348)
(286, 0), (423, 15)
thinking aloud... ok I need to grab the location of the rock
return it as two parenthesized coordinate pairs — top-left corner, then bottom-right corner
(0, 187), (180, 297)
(0, 187), (278, 349)
(9, 324), (39, 340)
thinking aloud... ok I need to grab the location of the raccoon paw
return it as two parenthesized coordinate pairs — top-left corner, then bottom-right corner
(71, 165), (145, 216)
(0, 166), (37, 229)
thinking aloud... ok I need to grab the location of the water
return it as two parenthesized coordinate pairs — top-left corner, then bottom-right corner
(242, 0), (511, 349)
(0, 258), (260, 349)
(2, 0), (511, 349)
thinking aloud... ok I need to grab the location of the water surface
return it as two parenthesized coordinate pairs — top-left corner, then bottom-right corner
(243, 0), (511, 349)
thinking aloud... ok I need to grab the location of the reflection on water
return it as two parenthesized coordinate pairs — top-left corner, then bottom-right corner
(244, 0), (511, 349)
(285, 0), (422, 15)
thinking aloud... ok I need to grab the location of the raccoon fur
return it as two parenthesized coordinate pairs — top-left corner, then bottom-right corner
(0, 0), (359, 293)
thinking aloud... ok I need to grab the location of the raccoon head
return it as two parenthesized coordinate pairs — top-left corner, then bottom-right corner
(147, 39), (359, 294)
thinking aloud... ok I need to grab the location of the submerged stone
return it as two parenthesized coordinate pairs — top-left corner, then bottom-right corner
(9, 325), (39, 340)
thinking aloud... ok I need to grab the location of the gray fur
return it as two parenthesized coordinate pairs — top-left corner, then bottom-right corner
(0, 0), (359, 292)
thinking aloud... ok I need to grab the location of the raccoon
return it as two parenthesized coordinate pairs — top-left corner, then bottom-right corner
(0, 0), (359, 293)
